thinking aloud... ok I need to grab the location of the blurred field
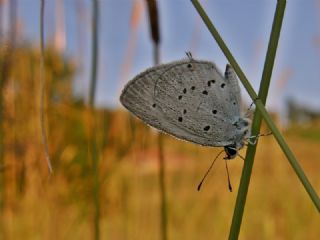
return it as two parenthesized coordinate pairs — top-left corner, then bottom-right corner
(0, 1), (319, 239)
(1, 105), (319, 240)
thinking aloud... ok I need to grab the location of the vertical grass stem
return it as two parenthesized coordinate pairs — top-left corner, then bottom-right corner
(191, 0), (319, 225)
(229, 1), (286, 239)
(89, 0), (100, 239)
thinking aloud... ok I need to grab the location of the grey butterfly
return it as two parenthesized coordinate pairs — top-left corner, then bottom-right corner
(120, 54), (251, 159)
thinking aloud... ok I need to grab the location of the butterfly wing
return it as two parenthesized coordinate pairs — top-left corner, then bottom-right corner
(120, 59), (242, 147)
(224, 64), (241, 114)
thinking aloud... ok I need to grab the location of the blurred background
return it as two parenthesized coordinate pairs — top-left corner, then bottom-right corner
(0, 0), (319, 239)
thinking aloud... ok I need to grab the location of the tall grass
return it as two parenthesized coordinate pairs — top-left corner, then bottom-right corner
(40, 0), (53, 173)
(190, 0), (320, 239)
(145, 1), (168, 239)
(229, 1), (286, 239)
(89, 0), (101, 239)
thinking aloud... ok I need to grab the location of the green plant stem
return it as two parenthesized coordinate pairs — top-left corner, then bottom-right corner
(145, 1), (168, 239)
(158, 132), (168, 240)
(40, 0), (53, 173)
(89, 0), (100, 239)
(89, 0), (99, 106)
(229, 1), (286, 239)
(155, 41), (167, 240)
(191, 0), (320, 214)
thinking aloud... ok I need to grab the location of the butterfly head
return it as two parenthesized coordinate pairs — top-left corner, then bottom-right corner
(224, 144), (238, 160)
(225, 117), (252, 159)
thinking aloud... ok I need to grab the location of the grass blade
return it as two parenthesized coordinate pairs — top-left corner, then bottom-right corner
(229, 1), (286, 239)
(191, 0), (319, 219)
(89, 0), (99, 106)
(145, 1), (168, 239)
(89, 0), (101, 239)
(40, 0), (53, 173)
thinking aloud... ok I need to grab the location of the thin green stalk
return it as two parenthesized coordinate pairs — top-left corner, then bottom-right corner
(229, 1), (286, 239)
(145, 1), (168, 239)
(89, 0), (100, 239)
(40, 0), (53, 173)
(191, 0), (319, 213)
(158, 132), (168, 240)
(156, 57), (168, 240)
(89, 0), (99, 106)
(91, 125), (100, 240)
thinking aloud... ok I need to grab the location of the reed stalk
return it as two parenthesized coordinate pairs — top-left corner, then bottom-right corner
(190, 0), (320, 238)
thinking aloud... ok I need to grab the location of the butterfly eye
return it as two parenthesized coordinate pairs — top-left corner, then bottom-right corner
(225, 146), (237, 158)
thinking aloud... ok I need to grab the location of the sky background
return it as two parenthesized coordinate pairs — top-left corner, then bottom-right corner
(4, 0), (320, 116)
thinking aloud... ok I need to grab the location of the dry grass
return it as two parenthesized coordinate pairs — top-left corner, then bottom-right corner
(2, 109), (319, 239)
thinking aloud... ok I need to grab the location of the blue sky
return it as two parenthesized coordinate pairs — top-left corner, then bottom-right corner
(8, 0), (320, 114)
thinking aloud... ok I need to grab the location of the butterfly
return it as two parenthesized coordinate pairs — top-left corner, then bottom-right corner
(120, 53), (251, 160)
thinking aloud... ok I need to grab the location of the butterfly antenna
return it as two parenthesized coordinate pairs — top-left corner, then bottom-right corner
(197, 150), (224, 191)
(224, 159), (233, 192)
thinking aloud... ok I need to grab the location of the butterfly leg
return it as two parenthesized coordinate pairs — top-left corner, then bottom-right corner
(237, 153), (246, 161)
(245, 132), (272, 145)
(244, 101), (255, 118)
(244, 97), (262, 118)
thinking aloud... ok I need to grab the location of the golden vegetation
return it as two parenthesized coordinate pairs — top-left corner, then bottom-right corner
(0, 42), (318, 239)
